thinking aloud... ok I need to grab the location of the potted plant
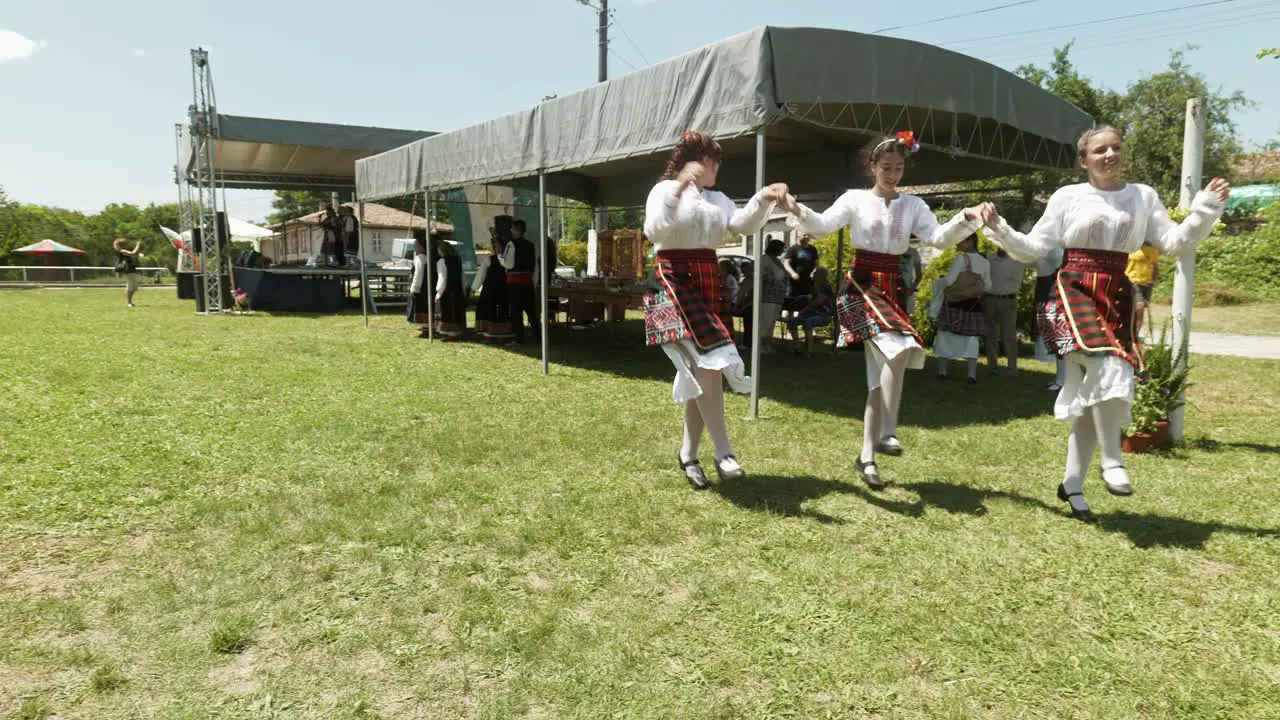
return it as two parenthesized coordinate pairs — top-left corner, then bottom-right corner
(1123, 319), (1191, 453)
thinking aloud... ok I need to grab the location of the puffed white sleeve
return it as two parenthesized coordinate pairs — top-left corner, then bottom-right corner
(410, 255), (426, 293)
(983, 188), (1069, 263)
(911, 198), (981, 249)
(435, 259), (447, 299)
(643, 180), (686, 241)
(470, 261), (487, 293)
(712, 190), (775, 236)
(1144, 186), (1224, 256)
(792, 190), (856, 238)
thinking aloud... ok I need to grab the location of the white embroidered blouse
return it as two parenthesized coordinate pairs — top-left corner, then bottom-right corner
(983, 183), (1224, 263)
(792, 189), (980, 254)
(643, 180), (774, 251)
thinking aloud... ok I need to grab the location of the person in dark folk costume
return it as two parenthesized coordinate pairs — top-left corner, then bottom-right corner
(434, 238), (466, 340)
(502, 218), (540, 343)
(474, 218), (515, 345)
(406, 234), (431, 338)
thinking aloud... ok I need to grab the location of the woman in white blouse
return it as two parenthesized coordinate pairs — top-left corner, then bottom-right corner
(644, 130), (788, 490)
(982, 125), (1229, 521)
(931, 234), (991, 383)
(783, 133), (992, 488)
(1032, 245), (1067, 391)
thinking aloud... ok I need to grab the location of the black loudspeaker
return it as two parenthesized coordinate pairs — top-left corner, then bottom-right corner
(191, 226), (202, 253)
(216, 211), (229, 250)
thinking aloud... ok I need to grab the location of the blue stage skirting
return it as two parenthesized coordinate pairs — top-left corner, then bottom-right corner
(236, 268), (345, 313)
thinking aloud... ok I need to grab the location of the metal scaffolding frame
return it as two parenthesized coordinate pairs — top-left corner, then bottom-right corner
(187, 47), (226, 313)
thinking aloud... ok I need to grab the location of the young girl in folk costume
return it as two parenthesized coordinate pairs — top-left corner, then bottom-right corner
(982, 126), (1229, 522)
(1032, 245), (1068, 391)
(406, 235), (431, 338)
(644, 130), (788, 490)
(434, 239), (467, 341)
(931, 233), (991, 383)
(784, 132), (993, 488)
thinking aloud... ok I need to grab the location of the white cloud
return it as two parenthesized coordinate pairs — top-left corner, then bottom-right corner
(0, 29), (44, 63)
(132, 48), (149, 57)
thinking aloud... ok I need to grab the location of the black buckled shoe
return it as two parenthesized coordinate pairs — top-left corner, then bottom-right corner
(1057, 483), (1098, 523)
(679, 455), (710, 490)
(856, 457), (885, 489)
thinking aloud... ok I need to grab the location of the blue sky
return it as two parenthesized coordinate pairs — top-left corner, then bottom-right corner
(1, 0), (1276, 222)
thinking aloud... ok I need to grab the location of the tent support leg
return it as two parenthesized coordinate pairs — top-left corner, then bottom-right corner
(749, 128), (766, 420)
(359, 201), (369, 327)
(539, 171), (550, 376)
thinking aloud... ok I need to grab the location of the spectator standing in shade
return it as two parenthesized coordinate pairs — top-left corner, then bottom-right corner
(782, 232), (819, 314)
(984, 246), (1027, 375)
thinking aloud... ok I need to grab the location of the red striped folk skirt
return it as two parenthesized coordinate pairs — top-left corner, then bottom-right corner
(644, 249), (733, 351)
(1036, 248), (1141, 369)
(835, 250), (921, 347)
(937, 298), (986, 337)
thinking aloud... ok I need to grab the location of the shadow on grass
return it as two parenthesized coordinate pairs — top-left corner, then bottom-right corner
(718, 474), (1280, 550)
(711, 474), (857, 525)
(1097, 511), (1280, 550)
(1186, 437), (1280, 456)
(494, 320), (1060, 428)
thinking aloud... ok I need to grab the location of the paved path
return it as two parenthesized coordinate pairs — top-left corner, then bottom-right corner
(1189, 332), (1280, 360)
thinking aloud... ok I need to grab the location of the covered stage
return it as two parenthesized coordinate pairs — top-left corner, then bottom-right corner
(354, 25), (1094, 416)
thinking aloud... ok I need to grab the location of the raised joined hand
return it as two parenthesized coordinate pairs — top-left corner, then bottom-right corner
(1206, 177), (1231, 204)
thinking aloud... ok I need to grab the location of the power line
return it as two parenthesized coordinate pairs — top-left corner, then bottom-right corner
(608, 47), (637, 71)
(613, 18), (651, 66)
(873, 0), (1044, 34)
(944, 0), (1243, 49)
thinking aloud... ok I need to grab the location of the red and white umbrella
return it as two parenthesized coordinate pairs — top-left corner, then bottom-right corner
(13, 239), (87, 255)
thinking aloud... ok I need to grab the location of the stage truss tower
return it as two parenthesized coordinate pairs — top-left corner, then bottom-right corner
(188, 47), (224, 313)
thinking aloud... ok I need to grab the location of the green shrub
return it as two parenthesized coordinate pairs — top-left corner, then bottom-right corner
(1153, 202), (1280, 301)
(558, 241), (587, 274)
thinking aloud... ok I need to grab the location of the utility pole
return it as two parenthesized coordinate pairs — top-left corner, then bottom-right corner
(576, 0), (608, 82)
(1169, 97), (1205, 446)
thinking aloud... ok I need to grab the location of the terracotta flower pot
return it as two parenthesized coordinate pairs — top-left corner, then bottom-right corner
(1122, 419), (1172, 454)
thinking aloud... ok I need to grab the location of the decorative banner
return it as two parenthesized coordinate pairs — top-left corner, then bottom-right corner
(443, 185), (544, 277)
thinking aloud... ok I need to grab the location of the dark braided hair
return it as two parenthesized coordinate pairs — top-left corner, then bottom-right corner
(661, 130), (723, 180)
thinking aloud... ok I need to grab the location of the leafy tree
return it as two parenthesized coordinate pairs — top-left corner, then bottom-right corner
(1118, 49), (1252, 204)
(1259, 48), (1279, 59)
(267, 191), (331, 225)
(1016, 43), (1125, 126)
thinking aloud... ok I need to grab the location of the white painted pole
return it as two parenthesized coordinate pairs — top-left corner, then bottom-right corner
(1169, 97), (1204, 446)
(539, 171), (550, 376)
(358, 201), (369, 327)
(425, 190), (435, 342)
(749, 128), (766, 420)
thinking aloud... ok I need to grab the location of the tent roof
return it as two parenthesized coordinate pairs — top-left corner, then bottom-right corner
(182, 115), (436, 191)
(14, 239), (86, 254)
(356, 26), (1095, 205)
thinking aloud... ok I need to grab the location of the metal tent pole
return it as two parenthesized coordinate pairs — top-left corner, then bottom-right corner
(358, 201), (369, 327)
(426, 189), (435, 341)
(539, 171), (550, 376)
(749, 128), (766, 419)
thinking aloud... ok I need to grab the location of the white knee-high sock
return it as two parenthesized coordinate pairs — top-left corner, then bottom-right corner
(693, 368), (733, 460)
(1063, 412), (1097, 511)
(1091, 399), (1131, 487)
(1054, 357), (1067, 386)
(966, 357), (978, 380)
(680, 400), (704, 463)
(881, 353), (908, 440)
(861, 387), (885, 464)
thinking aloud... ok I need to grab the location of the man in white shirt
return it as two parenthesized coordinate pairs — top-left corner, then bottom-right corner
(984, 248), (1026, 374)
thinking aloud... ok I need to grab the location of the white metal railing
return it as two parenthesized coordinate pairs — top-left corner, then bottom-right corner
(0, 266), (174, 283)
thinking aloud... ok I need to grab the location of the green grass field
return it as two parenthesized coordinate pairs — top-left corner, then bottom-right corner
(2, 288), (1278, 719)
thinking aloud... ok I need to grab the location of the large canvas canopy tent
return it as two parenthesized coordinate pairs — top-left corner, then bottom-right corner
(354, 25), (1094, 416)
